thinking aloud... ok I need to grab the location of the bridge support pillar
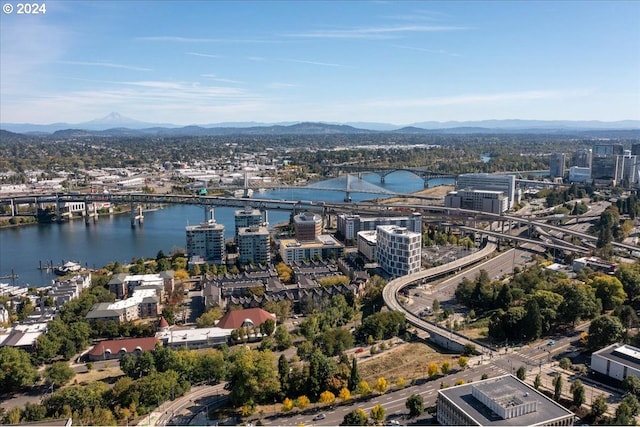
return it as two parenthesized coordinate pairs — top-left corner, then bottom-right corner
(10, 200), (15, 217)
(85, 202), (98, 225)
(380, 175), (385, 184)
(131, 204), (144, 228)
(424, 178), (430, 188)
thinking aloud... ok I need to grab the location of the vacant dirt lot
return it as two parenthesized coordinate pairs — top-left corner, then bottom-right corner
(358, 341), (460, 385)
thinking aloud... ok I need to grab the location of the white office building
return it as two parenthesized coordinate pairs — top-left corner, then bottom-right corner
(568, 166), (591, 183)
(186, 220), (226, 264)
(591, 343), (640, 382)
(456, 173), (517, 209)
(376, 225), (421, 277)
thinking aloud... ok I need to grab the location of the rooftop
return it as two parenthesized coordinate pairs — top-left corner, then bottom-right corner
(593, 343), (640, 370)
(438, 375), (573, 426)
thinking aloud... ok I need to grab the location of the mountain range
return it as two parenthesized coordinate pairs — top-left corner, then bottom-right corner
(1, 112), (639, 136)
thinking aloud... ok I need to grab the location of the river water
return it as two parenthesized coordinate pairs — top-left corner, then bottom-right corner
(0, 172), (453, 287)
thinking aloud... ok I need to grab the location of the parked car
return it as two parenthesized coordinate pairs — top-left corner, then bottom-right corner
(313, 414), (326, 421)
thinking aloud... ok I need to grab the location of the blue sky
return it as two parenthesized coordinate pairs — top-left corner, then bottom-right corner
(1, 1), (639, 125)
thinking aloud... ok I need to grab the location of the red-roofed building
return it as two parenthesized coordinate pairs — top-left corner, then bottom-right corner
(216, 307), (276, 330)
(87, 336), (159, 361)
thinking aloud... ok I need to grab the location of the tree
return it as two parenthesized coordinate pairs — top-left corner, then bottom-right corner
(374, 377), (388, 394)
(405, 394), (424, 418)
(348, 358), (361, 391)
(516, 366), (526, 381)
(587, 315), (624, 350)
(260, 318), (276, 336)
(343, 408), (368, 426)
(228, 347), (281, 406)
(195, 306), (223, 327)
(339, 387), (351, 401)
(370, 404), (386, 424)
(592, 275), (627, 311)
(44, 362), (75, 386)
(533, 374), (542, 390)
(570, 380), (585, 408)
(623, 374), (640, 397)
(427, 362), (440, 378)
(614, 394), (640, 425)
(22, 402), (47, 422)
(319, 390), (336, 405)
(591, 394), (608, 419)
(440, 361), (451, 375)
(356, 380), (371, 396)
(281, 398), (294, 412)
(274, 324), (293, 350)
(0, 346), (39, 391)
(523, 299), (543, 340)
(295, 395), (310, 409)
(553, 374), (563, 402)
(458, 356), (468, 370)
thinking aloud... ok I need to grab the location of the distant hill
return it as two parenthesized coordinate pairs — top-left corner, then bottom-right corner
(1, 114), (639, 136)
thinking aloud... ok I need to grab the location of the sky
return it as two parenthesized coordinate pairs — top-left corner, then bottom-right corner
(1, 1), (639, 126)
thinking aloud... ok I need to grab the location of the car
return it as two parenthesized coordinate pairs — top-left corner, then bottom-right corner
(313, 413), (326, 421)
(547, 340), (555, 346)
(355, 347), (364, 353)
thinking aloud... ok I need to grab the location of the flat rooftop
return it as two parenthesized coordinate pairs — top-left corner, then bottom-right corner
(439, 375), (573, 426)
(593, 343), (640, 370)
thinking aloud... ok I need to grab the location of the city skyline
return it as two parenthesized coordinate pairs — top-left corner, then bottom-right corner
(1, 1), (639, 126)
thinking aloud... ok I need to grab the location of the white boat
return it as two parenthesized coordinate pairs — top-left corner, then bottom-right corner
(54, 261), (82, 276)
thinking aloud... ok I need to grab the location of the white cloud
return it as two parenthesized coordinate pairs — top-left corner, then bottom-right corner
(284, 24), (467, 39)
(137, 36), (279, 44)
(59, 61), (151, 71)
(200, 74), (244, 84)
(267, 82), (299, 89)
(363, 90), (592, 108)
(186, 52), (221, 59)
(280, 58), (347, 67)
(390, 44), (461, 57)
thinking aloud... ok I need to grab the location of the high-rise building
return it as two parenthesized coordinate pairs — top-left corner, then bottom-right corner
(456, 173), (517, 209)
(186, 220), (226, 264)
(549, 153), (566, 178)
(293, 212), (322, 241)
(593, 143), (624, 157)
(573, 148), (592, 168)
(237, 226), (270, 264)
(591, 156), (620, 181)
(632, 144), (640, 156)
(376, 225), (421, 277)
(234, 207), (262, 242)
(617, 152), (639, 185)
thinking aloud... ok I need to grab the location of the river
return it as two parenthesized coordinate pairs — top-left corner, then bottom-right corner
(0, 172), (453, 287)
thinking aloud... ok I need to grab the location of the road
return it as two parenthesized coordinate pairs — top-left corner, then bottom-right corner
(258, 331), (623, 426)
(144, 382), (229, 426)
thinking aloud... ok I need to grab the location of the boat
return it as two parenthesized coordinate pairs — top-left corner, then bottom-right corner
(54, 261), (82, 276)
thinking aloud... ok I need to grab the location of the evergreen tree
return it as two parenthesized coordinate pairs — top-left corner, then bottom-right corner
(348, 357), (361, 392)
